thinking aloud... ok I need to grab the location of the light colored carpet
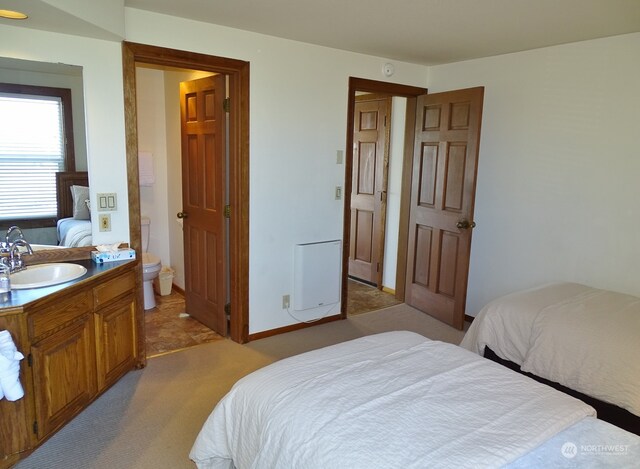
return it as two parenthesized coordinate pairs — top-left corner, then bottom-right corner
(15, 303), (468, 469)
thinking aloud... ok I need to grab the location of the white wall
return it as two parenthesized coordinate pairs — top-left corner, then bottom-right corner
(427, 33), (640, 315)
(382, 97), (407, 290)
(136, 67), (171, 268)
(125, 8), (429, 333)
(0, 24), (129, 246)
(163, 70), (188, 289)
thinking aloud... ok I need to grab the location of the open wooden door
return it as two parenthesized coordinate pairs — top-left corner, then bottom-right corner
(405, 87), (484, 330)
(349, 96), (391, 285)
(179, 75), (227, 335)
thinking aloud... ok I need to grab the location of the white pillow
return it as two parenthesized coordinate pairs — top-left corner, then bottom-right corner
(70, 185), (90, 220)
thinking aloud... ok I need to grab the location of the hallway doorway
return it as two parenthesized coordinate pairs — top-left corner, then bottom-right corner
(342, 78), (427, 317)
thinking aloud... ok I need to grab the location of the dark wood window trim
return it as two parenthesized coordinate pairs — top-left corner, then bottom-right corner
(0, 83), (76, 230)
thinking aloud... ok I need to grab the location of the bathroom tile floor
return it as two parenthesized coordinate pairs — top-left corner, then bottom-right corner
(144, 289), (224, 358)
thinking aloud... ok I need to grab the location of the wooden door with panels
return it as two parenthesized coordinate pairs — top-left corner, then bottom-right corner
(179, 74), (227, 336)
(349, 95), (391, 286)
(404, 87), (484, 330)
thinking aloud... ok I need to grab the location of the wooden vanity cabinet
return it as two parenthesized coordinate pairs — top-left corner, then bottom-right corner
(93, 270), (137, 390)
(0, 261), (140, 468)
(30, 308), (97, 439)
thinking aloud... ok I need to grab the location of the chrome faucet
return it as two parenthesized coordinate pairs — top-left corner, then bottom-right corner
(1, 226), (25, 253)
(8, 239), (33, 273)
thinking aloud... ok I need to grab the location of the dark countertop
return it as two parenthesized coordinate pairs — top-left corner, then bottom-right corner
(0, 259), (137, 309)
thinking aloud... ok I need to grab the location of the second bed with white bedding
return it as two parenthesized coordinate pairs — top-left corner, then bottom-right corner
(461, 282), (640, 420)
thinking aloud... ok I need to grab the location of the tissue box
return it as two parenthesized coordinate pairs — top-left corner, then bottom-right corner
(91, 248), (136, 264)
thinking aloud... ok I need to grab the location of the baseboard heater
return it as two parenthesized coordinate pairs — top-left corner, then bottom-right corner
(293, 240), (341, 311)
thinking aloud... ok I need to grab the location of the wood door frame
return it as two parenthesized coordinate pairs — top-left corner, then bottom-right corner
(341, 77), (427, 318)
(122, 42), (250, 349)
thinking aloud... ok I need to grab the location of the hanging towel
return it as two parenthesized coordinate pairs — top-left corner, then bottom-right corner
(0, 330), (25, 401)
(139, 151), (155, 186)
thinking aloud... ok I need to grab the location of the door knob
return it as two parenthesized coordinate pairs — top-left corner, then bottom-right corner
(456, 220), (476, 230)
(177, 211), (188, 219)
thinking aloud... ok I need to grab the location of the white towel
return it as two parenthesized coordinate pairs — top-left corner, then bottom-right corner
(138, 151), (155, 186)
(0, 330), (25, 401)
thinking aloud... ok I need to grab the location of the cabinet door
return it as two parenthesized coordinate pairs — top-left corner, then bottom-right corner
(31, 315), (97, 440)
(95, 295), (137, 390)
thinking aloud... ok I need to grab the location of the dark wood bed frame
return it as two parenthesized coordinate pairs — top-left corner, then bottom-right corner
(55, 171), (89, 220)
(484, 346), (640, 436)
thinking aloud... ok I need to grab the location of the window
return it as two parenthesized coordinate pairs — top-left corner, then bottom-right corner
(0, 83), (75, 228)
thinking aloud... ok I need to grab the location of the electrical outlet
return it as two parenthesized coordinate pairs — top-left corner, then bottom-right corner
(335, 186), (342, 200)
(99, 214), (111, 232)
(282, 294), (290, 309)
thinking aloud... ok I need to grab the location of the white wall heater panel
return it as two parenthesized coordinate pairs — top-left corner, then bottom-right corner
(293, 240), (341, 311)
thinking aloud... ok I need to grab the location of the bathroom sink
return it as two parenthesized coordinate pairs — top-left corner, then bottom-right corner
(10, 263), (88, 289)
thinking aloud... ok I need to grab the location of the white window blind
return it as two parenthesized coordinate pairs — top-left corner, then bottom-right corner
(0, 94), (65, 220)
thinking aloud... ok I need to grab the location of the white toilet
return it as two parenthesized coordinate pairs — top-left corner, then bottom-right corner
(141, 216), (162, 310)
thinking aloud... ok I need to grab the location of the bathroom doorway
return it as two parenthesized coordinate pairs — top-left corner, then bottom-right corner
(122, 42), (250, 357)
(134, 65), (226, 354)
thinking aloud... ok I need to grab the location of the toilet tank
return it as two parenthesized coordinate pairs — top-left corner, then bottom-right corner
(141, 216), (150, 253)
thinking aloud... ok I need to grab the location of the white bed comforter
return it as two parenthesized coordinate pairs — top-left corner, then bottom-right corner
(461, 283), (640, 417)
(460, 282), (593, 364)
(191, 331), (595, 469)
(57, 217), (93, 247)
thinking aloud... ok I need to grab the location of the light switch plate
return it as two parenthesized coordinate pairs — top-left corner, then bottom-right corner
(97, 193), (117, 212)
(336, 150), (343, 164)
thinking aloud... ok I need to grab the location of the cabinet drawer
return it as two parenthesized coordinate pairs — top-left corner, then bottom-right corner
(28, 291), (93, 340)
(93, 270), (136, 308)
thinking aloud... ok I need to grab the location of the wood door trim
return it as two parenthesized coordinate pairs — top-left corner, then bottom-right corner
(122, 41), (250, 347)
(342, 78), (427, 317)
(355, 93), (390, 102)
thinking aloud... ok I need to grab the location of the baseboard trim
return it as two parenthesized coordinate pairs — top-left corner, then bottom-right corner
(171, 283), (185, 296)
(465, 314), (475, 323)
(247, 314), (343, 341)
(381, 286), (396, 295)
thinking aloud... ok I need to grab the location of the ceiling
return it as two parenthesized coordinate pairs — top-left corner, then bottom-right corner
(2, 1), (640, 65)
(125, 0), (640, 65)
